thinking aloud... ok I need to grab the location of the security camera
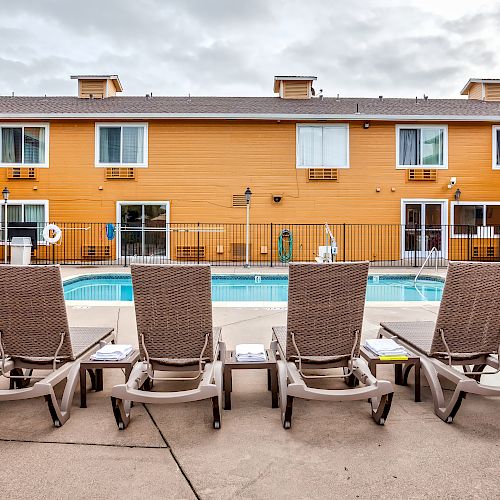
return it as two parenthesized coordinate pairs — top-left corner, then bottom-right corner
(272, 194), (283, 203)
(447, 177), (457, 189)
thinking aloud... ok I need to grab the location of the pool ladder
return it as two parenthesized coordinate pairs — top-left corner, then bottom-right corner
(414, 247), (438, 284)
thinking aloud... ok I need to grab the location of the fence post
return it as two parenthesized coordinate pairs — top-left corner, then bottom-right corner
(342, 223), (346, 262)
(270, 223), (273, 267)
(197, 222), (200, 265)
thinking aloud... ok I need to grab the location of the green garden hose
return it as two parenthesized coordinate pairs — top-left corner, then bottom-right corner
(278, 229), (293, 263)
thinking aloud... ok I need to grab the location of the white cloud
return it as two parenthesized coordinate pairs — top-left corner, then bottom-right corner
(0, 0), (498, 98)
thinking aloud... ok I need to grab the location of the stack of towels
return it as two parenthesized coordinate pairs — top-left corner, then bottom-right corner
(235, 344), (267, 362)
(90, 344), (134, 361)
(364, 338), (408, 358)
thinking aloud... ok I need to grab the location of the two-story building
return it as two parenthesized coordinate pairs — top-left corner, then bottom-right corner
(1, 74), (499, 264)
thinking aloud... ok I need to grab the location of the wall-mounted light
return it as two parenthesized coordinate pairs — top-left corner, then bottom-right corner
(363, 122), (370, 129)
(272, 194), (283, 203)
(98, 186), (104, 191)
(391, 187), (396, 192)
(375, 187), (381, 192)
(454, 188), (461, 201)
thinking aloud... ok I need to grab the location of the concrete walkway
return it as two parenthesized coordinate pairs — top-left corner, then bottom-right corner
(0, 272), (499, 498)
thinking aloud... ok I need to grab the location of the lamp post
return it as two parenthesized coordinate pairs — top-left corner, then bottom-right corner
(244, 187), (252, 267)
(2, 187), (10, 264)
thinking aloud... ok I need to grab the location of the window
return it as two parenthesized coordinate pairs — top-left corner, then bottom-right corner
(396, 125), (447, 169)
(0, 124), (49, 167)
(452, 202), (500, 236)
(95, 123), (148, 167)
(296, 124), (349, 168)
(0, 200), (48, 243)
(492, 126), (500, 169)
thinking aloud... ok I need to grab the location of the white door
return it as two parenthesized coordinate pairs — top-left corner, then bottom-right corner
(402, 200), (447, 260)
(117, 202), (170, 259)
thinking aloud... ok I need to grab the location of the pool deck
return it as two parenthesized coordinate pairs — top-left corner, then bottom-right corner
(1, 266), (498, 499)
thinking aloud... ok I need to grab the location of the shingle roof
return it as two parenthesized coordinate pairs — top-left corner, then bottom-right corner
(2, 95), (500, 120)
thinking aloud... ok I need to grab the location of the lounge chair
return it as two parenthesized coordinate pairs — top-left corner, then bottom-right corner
(111, 265), (223, 429)
(273, 262), (394, 429)
(378, 261), (500, 423)
(0, 265), (114, 427)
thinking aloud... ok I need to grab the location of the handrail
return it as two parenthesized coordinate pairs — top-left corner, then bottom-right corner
(414, 246), (438, 284)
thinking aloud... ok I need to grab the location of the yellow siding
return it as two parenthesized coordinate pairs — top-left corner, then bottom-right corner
(3, 120), (500, 227)
(467, 82), (483, 100)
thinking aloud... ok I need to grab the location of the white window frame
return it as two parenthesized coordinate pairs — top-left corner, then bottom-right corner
(396, 124), (448, 169)
(492, 126), (500, 170)
(0, 199), (49, 245)
(296, 123), (350, 169)
(95, 123), (148, 168)
(450, 201), (500, 239)
(0, 123), (49, 168)
(115, 201), (170, 259)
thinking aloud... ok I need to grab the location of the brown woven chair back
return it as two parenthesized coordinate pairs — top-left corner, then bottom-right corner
(431, 262), (500, 357)
(131, 264), (213, 361)
(286, 262), (369, 360)
(0, 265), (74, 360)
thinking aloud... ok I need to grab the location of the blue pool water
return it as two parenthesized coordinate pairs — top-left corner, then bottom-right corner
(63, 274), (444, 303)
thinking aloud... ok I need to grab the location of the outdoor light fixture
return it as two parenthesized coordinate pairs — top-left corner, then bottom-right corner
(454, 188), (461, 201)
(363, 122), (370, 129)
(245, 187), (252, 205)
(3, 187), (10, 264)
(244, 187), (252, 267)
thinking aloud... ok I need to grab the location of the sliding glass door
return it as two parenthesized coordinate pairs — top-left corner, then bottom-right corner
(118, 202), (169, 258)
(402, 200), (447, 259)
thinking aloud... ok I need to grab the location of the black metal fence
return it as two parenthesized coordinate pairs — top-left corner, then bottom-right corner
(1, 222), (499, 267)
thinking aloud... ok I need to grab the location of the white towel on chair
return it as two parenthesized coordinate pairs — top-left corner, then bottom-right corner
(235, 343), (267, 362)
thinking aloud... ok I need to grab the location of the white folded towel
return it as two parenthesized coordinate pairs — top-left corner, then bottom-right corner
(90, 344), (134, 361)
(235, 343), (267, 362)
(364, 339), (408, 357)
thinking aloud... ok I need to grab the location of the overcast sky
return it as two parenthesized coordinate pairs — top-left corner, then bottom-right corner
(0, 0), (498, 99)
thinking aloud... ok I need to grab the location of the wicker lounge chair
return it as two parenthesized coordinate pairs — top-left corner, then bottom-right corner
(0, 265), (114, 427)
(378, 262), (500, 423)
(273, 262), (394, 429)
(111, 265), (223, 429)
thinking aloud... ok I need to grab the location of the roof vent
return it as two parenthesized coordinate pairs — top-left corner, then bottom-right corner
(274, 75), (317, 99)
(71, 75), (123, 99)
(461, 78), (500, 101)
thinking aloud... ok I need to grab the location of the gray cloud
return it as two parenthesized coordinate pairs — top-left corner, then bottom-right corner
(0, 0), (498, 98)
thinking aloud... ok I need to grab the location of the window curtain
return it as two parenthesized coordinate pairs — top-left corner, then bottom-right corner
(298, 126), (322, 167)
(122, 127), (144, 163)
(1, 128), (22, 163)
(99, 127), (121, 163)
(323, 126), (347, 167)
(25, 204), (45, 241)
(422, 128), (443, 165)
(24, 127), (45, 164)
(399, 129), (420, 165)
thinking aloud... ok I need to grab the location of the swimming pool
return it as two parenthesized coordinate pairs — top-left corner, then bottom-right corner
(63, 274), (444, 303)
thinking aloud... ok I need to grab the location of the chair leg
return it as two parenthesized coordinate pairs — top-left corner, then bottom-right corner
(282, 395), (294, 429)
(212, 396), (221, 429)
(370, 392), (393, 425)
(111, 396), (131, 430)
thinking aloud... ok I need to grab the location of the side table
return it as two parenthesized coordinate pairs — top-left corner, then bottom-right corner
(360, 345), (421, 402)
(79, 349), (140, 408)
(223, 348), (278, 410)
